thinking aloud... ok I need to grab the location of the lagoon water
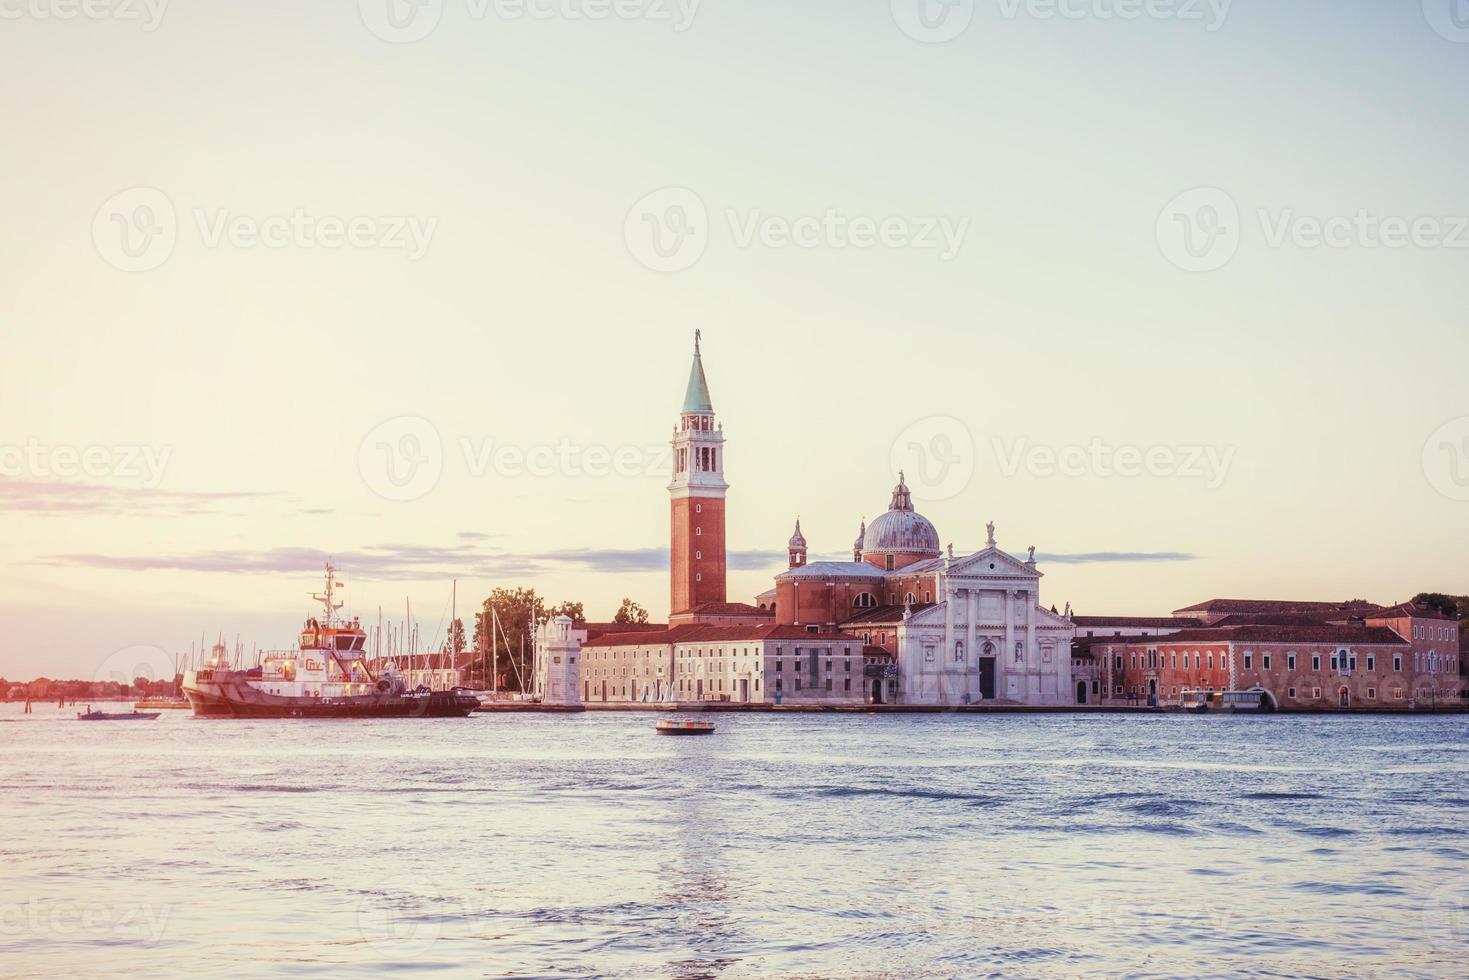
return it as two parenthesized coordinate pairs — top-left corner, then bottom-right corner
(2, 703), (1466, 978)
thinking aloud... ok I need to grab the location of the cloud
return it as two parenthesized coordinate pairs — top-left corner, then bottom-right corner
(0, 478), (280, 516)
(1037, 551), (1200, 564)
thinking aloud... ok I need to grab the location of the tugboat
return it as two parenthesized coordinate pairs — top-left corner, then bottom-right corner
(182, 564), (478, 719)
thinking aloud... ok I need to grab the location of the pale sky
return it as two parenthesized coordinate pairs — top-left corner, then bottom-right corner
(3, 1), (1467, 680)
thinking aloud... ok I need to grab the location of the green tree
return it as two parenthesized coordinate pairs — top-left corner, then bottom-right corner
(472, 589), (582, 691)
(612, 598), (650, 625)
(441, 617), (467, 657)
(1411, 592), (1469, 628)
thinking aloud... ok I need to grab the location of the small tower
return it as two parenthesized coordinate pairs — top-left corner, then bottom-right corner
(788, 518), (807, 569)
(852, 518), (865, 563)
(533, 613), (581, 705)
(668, 331), (728, 616)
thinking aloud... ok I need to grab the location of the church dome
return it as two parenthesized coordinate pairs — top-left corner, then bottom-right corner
(862, 475), (940, 557)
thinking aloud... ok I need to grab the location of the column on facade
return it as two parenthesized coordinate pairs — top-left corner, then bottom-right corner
(1004, 588), (1014, 697)
(965, 588), (978, 701)
(1026, 592), (1037, 690)
(942, 580), (955, 703)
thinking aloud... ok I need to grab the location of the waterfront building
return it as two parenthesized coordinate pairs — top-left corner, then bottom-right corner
(1088, 601), (1462, 710)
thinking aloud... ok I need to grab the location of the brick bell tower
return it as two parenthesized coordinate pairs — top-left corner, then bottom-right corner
(669, 330), (728, 616)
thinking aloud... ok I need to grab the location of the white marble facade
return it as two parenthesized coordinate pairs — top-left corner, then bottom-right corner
(895, 546), (1075, 706)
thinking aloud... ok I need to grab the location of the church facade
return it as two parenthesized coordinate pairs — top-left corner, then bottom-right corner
(532, 333), (1076, 707)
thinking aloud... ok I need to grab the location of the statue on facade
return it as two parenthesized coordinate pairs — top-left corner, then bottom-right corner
(986, 521), (996, 548)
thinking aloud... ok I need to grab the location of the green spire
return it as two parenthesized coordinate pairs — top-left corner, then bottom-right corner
(681, 330), (714, 414)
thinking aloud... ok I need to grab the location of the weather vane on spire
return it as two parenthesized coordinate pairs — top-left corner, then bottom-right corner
(694, 329), (701, 355)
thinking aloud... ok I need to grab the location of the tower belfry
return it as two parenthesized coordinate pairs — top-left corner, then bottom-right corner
(668, 332), (728, 615)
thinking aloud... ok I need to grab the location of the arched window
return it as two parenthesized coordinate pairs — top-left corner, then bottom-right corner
(852, 592), (877, 609)
(906, 592), (916, 605)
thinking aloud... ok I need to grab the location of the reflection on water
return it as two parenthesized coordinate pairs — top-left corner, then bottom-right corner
(1, 703), (1466, 977)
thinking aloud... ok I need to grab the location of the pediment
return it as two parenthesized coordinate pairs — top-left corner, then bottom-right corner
(946, 547), (1041, 581)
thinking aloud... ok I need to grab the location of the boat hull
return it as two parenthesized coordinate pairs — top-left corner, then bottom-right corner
(184, 675), (478, 719)
(78, 711), (160, 721)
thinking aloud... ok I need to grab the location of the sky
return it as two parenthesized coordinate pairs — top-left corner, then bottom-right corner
(2, 1), (1467, 681)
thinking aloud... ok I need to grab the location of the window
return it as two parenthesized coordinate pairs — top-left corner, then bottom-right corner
(885, 556), (895, 571)
(1170, 653), (1177, 669)
(695, 550), (701, 559)
(1394, 654), (1402, 672)
(825, 678), (832, 691)
(843, 678), (851, 691)
(1312, 687), (1322, 699)
(1244, 653), (1253, 670)
(1288, 687), (1297, 698)
(853, 593), (877, 609)
(695, 503), (701, 513)
(695, 573), (702, 582)
(1312, 654), (1320, 671)
(775, 678), (782, 691)
(1288, 653), (1297, 671)
(695, 527), (702, 536)
(924, 591), (932, 603)
(1367, 687), (1376, 699)
(1262, 653), (1271, 670)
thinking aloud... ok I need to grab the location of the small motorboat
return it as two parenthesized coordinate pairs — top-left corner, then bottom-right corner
(655, 719), (715, 736)
(77, 708), (161, 721)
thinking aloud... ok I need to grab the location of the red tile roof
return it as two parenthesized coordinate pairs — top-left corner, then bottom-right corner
(1173, 598), (1384, 616)
(686, 602), (776, 618)
(839, 603), (935, 626)
(1073, 615), (1202, 628)
(1364, 602), (1458, 622)
(579, 621), (669, 641)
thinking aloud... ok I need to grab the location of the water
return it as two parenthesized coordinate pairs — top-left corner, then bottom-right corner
(2, 703), (1466, 978)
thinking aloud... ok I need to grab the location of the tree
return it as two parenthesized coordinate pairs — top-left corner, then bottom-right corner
(1412, 592), (1469, 628)
(613, 598), (650, 625)
(472, 589), (582, 691)
(441, 618), (466, 658)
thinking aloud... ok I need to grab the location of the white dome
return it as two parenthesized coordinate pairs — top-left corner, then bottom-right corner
(862, 476), (940, 556)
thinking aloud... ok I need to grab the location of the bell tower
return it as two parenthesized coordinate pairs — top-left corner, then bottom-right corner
(669, 331), (728, 616)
